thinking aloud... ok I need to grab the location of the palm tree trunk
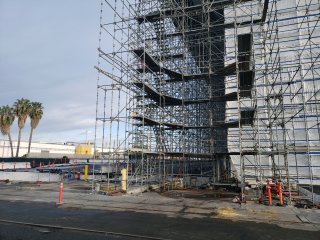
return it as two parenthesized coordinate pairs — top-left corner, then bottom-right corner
(27, 127), (34, 155)
(8, 132), (14, 158)
(16, 128), (22, 157)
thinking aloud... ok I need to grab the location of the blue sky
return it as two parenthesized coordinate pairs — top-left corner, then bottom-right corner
(0, 1), (101, 143)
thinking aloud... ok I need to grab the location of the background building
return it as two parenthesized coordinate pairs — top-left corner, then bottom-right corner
(0, 139), (75, 158)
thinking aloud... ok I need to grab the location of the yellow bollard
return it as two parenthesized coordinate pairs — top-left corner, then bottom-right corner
(121, 168), (127, 192)
(278, 181), (283, 206)
(84, 165), (88, 181)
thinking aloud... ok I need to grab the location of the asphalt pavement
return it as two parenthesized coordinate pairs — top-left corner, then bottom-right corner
(0, 200), (319, 240)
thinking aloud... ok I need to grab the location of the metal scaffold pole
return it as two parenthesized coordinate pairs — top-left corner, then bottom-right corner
(94, 0), (320, 203)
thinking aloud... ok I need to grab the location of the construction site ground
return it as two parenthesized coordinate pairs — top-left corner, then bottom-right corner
(0, 181), (319, 240)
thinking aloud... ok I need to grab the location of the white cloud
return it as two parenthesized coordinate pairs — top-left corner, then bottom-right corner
(0, 1), (101, 143)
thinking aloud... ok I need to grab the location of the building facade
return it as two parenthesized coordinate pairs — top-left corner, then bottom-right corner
(96, 0), (320, 192)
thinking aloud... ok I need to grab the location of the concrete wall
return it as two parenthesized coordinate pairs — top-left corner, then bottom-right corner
(0, 171), (60, 182)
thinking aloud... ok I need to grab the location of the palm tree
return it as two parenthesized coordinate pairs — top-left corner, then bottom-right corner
(14, 98), (31, 157)
(0, 105), (15, 157)
(27, 102), (44, 154)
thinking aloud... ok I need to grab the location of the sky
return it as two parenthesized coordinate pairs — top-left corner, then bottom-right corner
(0, 0), (102, 143)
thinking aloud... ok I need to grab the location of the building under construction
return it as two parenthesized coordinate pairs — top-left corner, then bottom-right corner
(95, 0), (320, 198)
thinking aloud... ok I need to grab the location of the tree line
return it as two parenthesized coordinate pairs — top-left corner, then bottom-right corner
(0, 98), (44, 157)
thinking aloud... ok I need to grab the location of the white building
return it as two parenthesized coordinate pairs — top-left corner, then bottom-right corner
(0, 139), (76, 158)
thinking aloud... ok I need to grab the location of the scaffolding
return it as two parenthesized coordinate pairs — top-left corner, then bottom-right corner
(95, 0), (320, 200)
